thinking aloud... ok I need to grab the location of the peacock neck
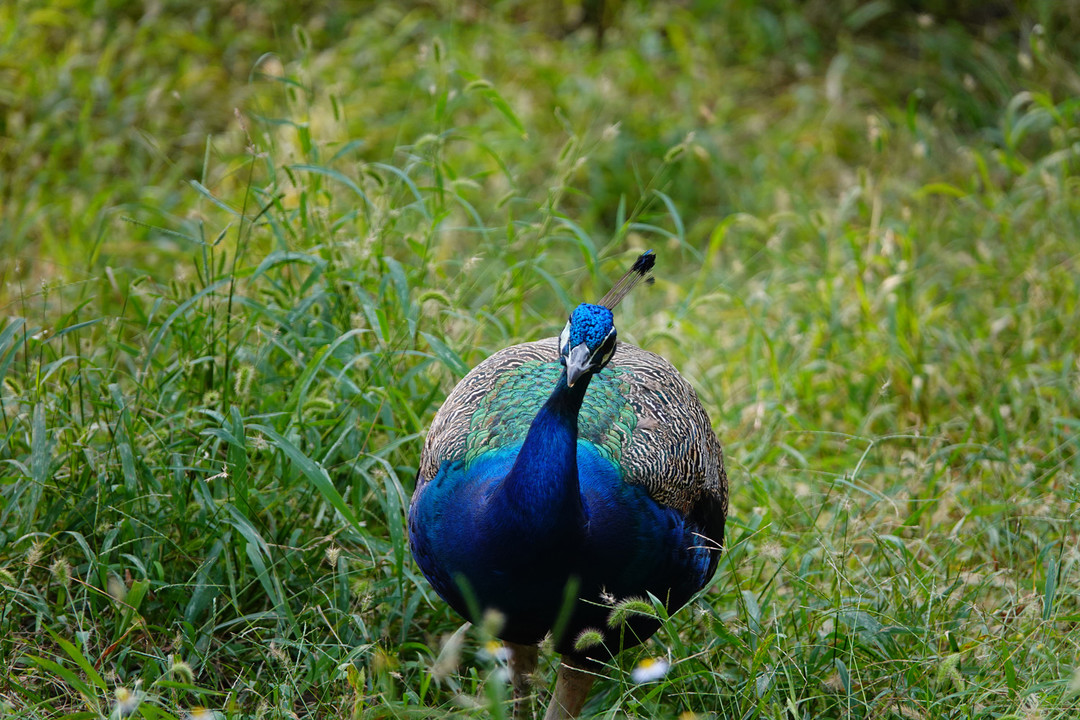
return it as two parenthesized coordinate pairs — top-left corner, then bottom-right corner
(500, 370), (591, 523)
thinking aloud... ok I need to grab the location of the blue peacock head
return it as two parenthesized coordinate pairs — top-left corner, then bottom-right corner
(558, 250), (656, 387)
(559, 304), (617, 387)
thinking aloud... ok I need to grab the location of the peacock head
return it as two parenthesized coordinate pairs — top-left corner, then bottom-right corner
(558, 250), (656, 387)
(559, 303), (617, 387)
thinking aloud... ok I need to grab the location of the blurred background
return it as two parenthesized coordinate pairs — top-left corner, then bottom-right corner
(1, 2), (1078, 718)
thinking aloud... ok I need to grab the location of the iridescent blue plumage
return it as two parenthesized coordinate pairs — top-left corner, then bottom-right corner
(566, 304), (613, 351)
(409, 252), (728, 719)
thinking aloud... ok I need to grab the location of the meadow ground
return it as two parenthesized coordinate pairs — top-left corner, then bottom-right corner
(1, 2), (1079, 718)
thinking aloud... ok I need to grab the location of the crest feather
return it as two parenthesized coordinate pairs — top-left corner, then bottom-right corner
(598, 250), (655, 309)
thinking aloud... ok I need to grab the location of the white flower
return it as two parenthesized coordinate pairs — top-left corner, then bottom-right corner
(481, 640), (510, 663)
(630, 657), (669, 683)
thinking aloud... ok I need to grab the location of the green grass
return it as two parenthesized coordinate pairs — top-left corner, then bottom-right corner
(2, 1), (1079, 718)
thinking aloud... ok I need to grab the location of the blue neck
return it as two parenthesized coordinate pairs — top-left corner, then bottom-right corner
(500, 370), (591, 526)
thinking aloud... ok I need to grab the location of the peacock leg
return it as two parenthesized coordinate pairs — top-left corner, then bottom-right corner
(543, 659), (597, 720)
(506, 642), (539, 718)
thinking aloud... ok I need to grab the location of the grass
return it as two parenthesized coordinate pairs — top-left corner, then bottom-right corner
(2, 1), (1079, 718)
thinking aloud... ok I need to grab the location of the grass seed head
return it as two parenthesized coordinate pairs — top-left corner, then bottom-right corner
(573, 628), (604, 652)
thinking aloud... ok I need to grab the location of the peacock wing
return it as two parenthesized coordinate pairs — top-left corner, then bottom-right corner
(604, 341), (728, 551)
(417, 340), (559, 485)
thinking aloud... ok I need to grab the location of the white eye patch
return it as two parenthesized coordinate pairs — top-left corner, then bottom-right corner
(596, 327), (617, 365)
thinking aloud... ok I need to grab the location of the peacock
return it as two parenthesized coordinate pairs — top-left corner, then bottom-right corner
(409, 251), (728, 719)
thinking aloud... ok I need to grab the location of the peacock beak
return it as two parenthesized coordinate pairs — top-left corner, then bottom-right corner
(565, 343), (592, 387)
